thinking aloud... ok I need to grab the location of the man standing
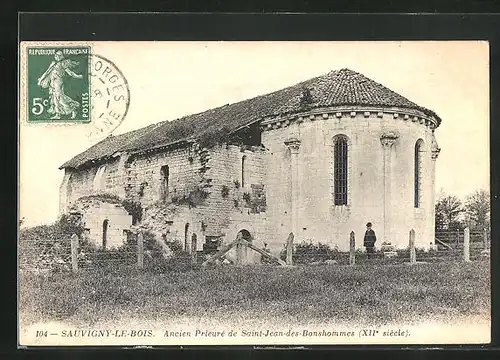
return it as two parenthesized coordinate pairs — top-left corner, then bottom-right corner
(363, 222), (377, 259)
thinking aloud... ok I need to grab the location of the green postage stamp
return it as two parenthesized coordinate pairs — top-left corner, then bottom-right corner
(26, 46), (91, 123)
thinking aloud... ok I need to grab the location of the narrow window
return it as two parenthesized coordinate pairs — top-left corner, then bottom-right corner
(334, 136), (348, 205)
(241, 155), (248, 188)
(160, 165), (169, 201)
(414, 140), (423, 208)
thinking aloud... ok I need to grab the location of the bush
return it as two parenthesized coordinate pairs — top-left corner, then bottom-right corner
(396, 247), (438, 260)
(19, 214), (85, 273)
(171, 187), (209, 208)
(135, 231), (199, 273)
(242, 192), (251, 204)
(75, 193), (122, 206)
(197, 125), (233, 149)
(299, 86), (314, 109)
(121, 198), (143, 225)
(79, 230), (201, 273)
(280, 241), (341, 264)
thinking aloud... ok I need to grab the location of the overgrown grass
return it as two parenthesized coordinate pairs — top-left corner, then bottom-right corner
(19, 259), (490, 327)
(19, 214), (84, 272)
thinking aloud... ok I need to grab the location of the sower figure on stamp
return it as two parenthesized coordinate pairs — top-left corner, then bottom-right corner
(37, 50), (83, 120)
(363, 222), (376, 259)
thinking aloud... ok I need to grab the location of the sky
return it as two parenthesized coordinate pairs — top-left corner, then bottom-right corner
(19, 41), (490, 227)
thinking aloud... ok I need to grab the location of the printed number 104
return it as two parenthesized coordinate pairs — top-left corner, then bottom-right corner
(36, 330), (47, 337)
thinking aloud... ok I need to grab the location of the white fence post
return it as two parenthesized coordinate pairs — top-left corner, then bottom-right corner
(286, 232), (294, 266)
(349, 231), (355, 266)
(236, 234), (243, 265)
(137, 230), (144, 269)
(409, 229), (416, 264)
(71, 234), (79, 273)
(483, 228), (489, 250)
(463, 227), (470, 262)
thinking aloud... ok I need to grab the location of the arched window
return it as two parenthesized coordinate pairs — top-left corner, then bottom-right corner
(333, 136), (348, 206)
(160, 165), (169, 201)
(93, 165), (107, 192)
(414, 140), (424, 208)
(241, 155), (248, 188)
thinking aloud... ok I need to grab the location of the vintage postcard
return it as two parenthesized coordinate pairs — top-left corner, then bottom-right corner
(18, 41), (490, 346)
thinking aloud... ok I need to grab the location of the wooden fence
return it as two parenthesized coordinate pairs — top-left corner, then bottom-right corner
(65, 226), (490, 273)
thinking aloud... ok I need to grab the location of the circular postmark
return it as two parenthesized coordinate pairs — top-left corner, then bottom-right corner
(87, 53), (130, 140)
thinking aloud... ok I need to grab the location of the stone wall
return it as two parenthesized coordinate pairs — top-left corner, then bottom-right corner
(261, 108), (438, 251)
(61, 105), (439, 259)
(63, 157), (123, 211)
(139, 144), (269, 263)
(64, 166), (98, 207)
(62, 143), (270, 258)
(125, 146), (201, 206)
(71, 196), (133, 249)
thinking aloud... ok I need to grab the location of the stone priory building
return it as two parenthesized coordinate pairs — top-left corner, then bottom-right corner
(59, 69), (442, 263)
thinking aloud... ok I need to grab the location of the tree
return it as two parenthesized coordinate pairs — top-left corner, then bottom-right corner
(464, 189), (490, 230)
(435, 193), (464, 230)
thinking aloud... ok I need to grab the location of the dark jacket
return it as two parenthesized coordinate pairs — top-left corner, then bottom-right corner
(363, 229), (376, 247)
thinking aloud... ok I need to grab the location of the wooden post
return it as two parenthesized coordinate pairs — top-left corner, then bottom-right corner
(236, 242), (243, 265)
(349, 231), (355, 266)
(456, 228), (460, 249)
(137, 230), (144, 269)
(286, 232), (294, 266)
(236, 233), (243, 265)
(463, 227), (470, 262)
(483, 228), (489, 249)
(71, 234), (78, 273)
(409, 229), (416, 264)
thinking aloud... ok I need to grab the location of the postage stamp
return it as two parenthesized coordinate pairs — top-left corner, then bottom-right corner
(26, 46), (92, 123)
(22, 44), (130, 142)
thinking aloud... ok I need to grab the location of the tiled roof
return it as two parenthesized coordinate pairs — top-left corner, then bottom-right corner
(60, 68), (441, 169)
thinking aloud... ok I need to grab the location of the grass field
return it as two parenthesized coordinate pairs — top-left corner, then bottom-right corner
(19, 259), (490, 328)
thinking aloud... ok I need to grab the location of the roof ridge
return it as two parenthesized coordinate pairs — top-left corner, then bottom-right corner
(61, 68), (441, 169)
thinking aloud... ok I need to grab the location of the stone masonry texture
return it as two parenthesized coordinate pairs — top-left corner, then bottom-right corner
(59, 69), (441, 262)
